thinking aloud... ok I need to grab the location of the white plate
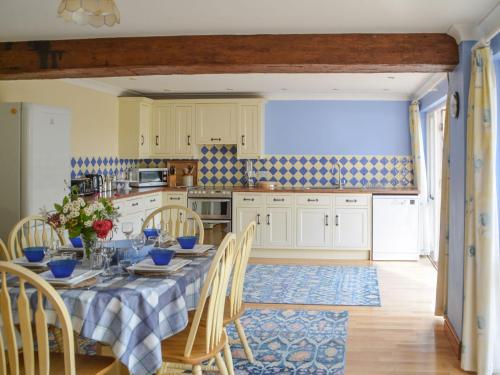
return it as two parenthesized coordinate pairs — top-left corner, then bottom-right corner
(39, 268), (103, 287)
(128, 258), (192, 274)
(167, 244), (214, 255)
(13, 257), (50, 267)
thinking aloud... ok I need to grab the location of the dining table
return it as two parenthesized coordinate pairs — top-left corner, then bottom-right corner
(7, 243), (216, 375)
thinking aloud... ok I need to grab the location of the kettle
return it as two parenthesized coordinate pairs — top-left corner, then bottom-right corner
(85, 173), (104, 192)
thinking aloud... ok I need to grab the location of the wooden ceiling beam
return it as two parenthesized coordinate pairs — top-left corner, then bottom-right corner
(0, 34), (458, 79)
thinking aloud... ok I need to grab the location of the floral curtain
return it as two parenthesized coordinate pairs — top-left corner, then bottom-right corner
(409, 101), (431, 255)
(435, 94), (451, 316)
(461, 46), (500, 375)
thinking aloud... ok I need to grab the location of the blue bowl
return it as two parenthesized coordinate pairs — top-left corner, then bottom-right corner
(149, 249), (175, 265)
(47, 259), (78, 278)
(23, 247), (46, 262)
(69, 237), (83, 248)
(143, 228), (160, 239)
(177, 236), (197, 250)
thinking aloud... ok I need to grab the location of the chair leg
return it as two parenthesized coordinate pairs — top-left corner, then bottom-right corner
(223, 341), (235, 375)
(235, 318), (255, 363)
(215, 353), (229, 375)
(192, 364), (202, 375)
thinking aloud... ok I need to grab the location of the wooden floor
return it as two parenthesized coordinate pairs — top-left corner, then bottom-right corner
(248, 257), (466, 375)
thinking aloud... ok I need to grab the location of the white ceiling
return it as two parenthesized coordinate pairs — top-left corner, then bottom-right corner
(0, 0), (497, 42)
(68, 73), (442, 100)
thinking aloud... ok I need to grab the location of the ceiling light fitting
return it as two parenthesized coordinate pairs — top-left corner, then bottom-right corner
(58, 0), (120, 28)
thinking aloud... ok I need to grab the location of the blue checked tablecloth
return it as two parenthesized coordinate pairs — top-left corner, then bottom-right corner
(8, 251), (214, 375)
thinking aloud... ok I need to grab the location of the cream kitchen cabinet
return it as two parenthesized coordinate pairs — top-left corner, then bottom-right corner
(235, 206), (264, 247)
(237, 101), (264, 159)
(333, 195), (371, 250)
(151, 104), (174, 156)
(173, 104), (195, 157)
(195, 103), (238, 144)
(163, 191), (188, 207)
(113, 192), (162, 239)
(296, 207), (333, 248)
(119, 98), (153, 158)
(265, 207), (293, 248)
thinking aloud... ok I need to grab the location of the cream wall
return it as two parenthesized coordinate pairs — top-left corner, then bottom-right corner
(0, 80), (119, 156)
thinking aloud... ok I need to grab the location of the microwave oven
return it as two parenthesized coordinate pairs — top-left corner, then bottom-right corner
(129, 168), (169, 188)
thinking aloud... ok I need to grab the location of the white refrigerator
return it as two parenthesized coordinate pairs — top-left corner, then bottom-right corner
(372, 195), (420, 261)
(0, 103), (71, 242)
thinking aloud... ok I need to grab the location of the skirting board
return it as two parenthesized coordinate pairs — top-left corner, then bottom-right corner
(444, 315), (461, 359)
(250, 248), (370, 260)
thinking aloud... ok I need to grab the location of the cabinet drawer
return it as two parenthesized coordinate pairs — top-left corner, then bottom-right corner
(335, 195), (370, 207)
(296, 194), (332, 206)
(124, 197), (144, 213)
(266, 194), (293, 206)
(113, 199), (127, 214)
(234, 194), (265, 207)
(144, 193), (162, 209)
(165, 193), (187, 204)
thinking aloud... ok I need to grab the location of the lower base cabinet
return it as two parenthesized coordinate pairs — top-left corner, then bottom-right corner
(296, 207), (333, 248)
(233, 192), (371, 254)
(333, 207), (369, 249)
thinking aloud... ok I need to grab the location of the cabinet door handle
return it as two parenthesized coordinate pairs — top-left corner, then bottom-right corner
(325, 214), (329, 226)
(140, 135), (144, 146)
(150, 198), (156, 203)
(131, 202), (139, 207)
(243, 198), (254, 202)
(187, 135), (191, 146)
(155, 135), (159, 146)
(241, 135), (245, 146)
(345, 199), (357, 203)
(307, 198), (319, 202)
(256, 213), (261, 225)
(266, 214), (270, 225)
(335, 214), (339, 226)
(193, 202), (198, 210)
(171, 197), (181, 201)
(273, 198), (285, 202)
(210, 137), (222, 142)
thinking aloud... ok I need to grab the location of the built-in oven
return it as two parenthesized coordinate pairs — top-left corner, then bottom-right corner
(188, 188), (232, 246)
(129, 168), (168, 188)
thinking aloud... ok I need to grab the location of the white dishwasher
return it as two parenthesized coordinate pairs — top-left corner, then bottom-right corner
(372, 195), (419, 261)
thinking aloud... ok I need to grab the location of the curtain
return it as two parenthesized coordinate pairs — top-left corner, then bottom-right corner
(409, 101), (431, 255)
(435, 94), (451, 316)
(461, 46), (500, 375)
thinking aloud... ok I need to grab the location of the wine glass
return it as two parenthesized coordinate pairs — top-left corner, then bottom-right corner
(121, 222), (134, 240)
(46, 237), (60, 260)
(101, 241), (116, 276)
(132, 233), (145, 257)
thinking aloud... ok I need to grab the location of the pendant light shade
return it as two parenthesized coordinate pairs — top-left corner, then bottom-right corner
(58, 0), (120, 28)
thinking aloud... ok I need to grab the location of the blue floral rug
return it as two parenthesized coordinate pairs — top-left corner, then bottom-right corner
(226, 308), (348, 375)
(243, 265), (381, 306)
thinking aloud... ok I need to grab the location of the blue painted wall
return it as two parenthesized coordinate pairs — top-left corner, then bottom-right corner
(265, 100), (411, 155)
(447, 40), (475, 339)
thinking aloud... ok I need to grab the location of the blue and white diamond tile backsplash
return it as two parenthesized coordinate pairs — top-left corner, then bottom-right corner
(198, 145), (414, 188)
(70, 156), (168, 178)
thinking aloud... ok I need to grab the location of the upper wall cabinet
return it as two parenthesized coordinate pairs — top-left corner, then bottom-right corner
(195, 102), (238, 145)
(119, 98), (264, 159)
(238, 101), (264, 159)
(119, 98), (153, 158)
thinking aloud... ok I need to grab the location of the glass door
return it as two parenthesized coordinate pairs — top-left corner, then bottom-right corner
(426, 106), (445, 264)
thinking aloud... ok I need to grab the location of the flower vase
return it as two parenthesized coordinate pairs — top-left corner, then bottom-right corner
(82, 233), (101, 269)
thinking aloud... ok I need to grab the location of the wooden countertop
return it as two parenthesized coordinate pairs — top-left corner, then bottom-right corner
(232, 186), (419, 195)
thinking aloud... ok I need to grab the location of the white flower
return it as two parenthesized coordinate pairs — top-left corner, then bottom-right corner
(78, 198), (85, 207)
(60, 215), (67, 225)
(63, 204), (70, 214)
(84, 206), (94, 216)
(84, 220), (93, 228)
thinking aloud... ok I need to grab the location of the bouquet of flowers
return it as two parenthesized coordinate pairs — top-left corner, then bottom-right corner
(47, 187), (119, 257)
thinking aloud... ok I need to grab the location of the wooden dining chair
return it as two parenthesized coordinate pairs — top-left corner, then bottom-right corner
(157, 233), (236, 375)
(225, 221), (257, 364)
(142, 205), (205, 244)
(7, 215), (66, 260)
(0, 261), (115, 375)
(0, 239), (11, 261)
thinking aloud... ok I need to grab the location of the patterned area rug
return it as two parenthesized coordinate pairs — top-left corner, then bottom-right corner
(243, 265), (381, 306)
(226, 309), (348, 375)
